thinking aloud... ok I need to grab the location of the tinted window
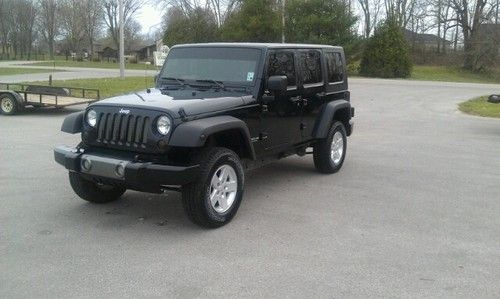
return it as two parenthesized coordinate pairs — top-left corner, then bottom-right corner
(325, 52), (344, 83)
(267, 51), (296, 86)
(299, 50), (322, 85)
(161, 47), (261, 85)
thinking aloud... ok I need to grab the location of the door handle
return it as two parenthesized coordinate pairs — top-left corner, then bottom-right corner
(289, 96), (302, 104)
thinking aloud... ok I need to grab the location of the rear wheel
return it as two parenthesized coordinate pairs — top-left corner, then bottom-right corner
(313, 121), (347, 173)
(182, 147), (244, 228)
(69, 172), (126, 203)
(0, 94), (19, 115)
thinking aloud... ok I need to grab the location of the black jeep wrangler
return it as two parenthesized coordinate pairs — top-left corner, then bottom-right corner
(54, 43), (354, 228)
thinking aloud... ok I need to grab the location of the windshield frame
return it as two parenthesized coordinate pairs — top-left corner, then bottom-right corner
(157, 46), (264, 90)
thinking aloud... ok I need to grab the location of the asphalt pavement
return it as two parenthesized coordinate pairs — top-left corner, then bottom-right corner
(1, 78), (499, 298)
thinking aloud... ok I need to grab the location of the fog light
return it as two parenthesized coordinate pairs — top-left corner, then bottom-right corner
(115, 162), (126, 178)
(81, 158), (92, 171)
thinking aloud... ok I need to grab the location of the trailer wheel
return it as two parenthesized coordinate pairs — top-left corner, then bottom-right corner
(0, 94), (19, 115)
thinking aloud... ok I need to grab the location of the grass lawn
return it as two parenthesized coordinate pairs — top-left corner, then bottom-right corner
(29, 76), (154, 99)
(411, 66), (500, 84)
(458, 96), (500, 118)
(350, 64), (500, 84)
(25, 60), (158, 71)
(0, 68), (62, 76)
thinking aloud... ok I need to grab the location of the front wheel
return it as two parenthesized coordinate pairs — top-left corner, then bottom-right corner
(0, 94), (19, 115)
(69, 172), (126, 203)
(313, 121), (347, 173)
(182, 147), (244, 228)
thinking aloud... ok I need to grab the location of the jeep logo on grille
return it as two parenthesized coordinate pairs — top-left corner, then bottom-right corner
(119, 108), (130, 114)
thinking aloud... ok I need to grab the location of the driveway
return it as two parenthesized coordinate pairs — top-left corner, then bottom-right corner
(0, 60), (153, 83)
(0, 78), (499, 298)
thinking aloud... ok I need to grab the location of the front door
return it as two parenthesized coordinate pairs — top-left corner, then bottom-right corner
(259, 50), (302, 152)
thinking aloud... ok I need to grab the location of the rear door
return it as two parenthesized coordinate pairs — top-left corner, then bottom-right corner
(297, 49), (325, 140)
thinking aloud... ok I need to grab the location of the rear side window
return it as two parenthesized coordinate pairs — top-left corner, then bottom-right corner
(325, 52), (344, 83)
(299, 50), (322, 85)
(267, 51), (296, 86)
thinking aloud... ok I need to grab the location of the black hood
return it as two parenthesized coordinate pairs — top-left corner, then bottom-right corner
(90, 88), (249, 119)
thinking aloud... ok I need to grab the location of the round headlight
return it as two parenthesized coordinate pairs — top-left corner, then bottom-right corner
(86, 109), (97, 127)
(157, 116), (171, 135)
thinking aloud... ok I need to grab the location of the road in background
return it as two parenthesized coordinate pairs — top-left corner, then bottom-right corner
(0, 61), (154, 83)
(1, 78), (499, 297)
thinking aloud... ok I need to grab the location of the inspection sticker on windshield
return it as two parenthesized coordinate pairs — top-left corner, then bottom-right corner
(247, 72), (254, 81)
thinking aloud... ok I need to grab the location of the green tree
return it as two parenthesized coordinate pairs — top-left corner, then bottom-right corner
(359, 18), (412, 78)
(221, 0), (281, 42)
(285, 0), (357, 48)
(163, 7), (219, 46)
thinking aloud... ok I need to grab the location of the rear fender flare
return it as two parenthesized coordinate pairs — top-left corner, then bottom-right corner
(312, 100), (352, 138)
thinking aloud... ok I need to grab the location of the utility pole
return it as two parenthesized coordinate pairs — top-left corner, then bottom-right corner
(281, 0), (285, 43)
(496, 0), (499, 24)
(119, 0), (125, 79)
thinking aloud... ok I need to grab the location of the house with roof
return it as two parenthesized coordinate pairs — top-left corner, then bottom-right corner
(404, 30), (451, 50)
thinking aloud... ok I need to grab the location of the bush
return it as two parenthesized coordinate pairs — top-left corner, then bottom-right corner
(91, 56), (101, 62)
(359, 19), (412, 78)
(347, 60), (360, 76)
(128, 57), (138, 64)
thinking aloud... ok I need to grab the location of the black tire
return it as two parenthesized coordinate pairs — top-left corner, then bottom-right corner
(313, 121), (347, 174)
(182, 147), (245, 228)
(0, 94), (19, 115)
(69, 172), (126, 204)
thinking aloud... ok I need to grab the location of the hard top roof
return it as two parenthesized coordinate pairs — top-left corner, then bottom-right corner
(172, 42), (343, 51)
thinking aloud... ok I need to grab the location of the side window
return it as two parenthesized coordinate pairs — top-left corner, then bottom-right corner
(267, 51), (296, 86)
(299, 50), (322, 85)
(325, 52), (344, 83)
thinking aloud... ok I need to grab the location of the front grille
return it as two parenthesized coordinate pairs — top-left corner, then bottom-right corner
(95, 112), (151, 149)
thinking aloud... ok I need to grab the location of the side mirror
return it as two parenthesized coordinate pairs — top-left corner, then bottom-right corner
(488, 94), (500, 103)
(267, 75), (287, 93)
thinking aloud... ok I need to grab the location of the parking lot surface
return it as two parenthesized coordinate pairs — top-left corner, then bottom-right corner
(1, 78), (499, 298)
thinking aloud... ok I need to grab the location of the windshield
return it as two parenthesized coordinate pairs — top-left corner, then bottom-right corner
(159, 47), (262, 86)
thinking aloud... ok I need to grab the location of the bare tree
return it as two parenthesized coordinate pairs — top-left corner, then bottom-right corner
(0, 0), (14, 58)
(82, 0), (103, 56)
(449, 0), (494, 70)
(11, 0), (37, 59)
(38, 0), (58, 59)
(384, 0), (416, 27)
(357, 0), (383, 37)
(103, 0), (149, 50)
(59, 0), (86, 54)
(159, 0), (237, 28)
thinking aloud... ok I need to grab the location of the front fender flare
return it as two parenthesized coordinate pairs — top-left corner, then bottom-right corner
(169, 116), (256, 160)
(61, 111), (84, 134)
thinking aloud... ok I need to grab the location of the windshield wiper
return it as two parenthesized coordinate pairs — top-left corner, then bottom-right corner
(195, 79), (226, 90)
(160, 77), (186, 86)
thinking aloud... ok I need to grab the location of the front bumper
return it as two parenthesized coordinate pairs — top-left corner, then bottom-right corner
(54, 146), (199, 189)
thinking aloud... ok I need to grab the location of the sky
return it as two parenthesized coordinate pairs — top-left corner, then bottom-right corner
(137, 3), (164, 35)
